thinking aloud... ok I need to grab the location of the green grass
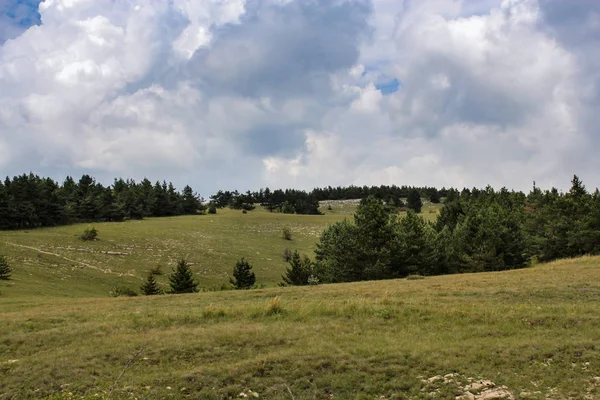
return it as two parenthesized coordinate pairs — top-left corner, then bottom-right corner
(0, 202), (441, 298)
(0, 207), (351, 298)
(1, 203), (599, 399)
(1, 257), (599, 399)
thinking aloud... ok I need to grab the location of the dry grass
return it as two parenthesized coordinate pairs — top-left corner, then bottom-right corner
(1, 256), (599, 399)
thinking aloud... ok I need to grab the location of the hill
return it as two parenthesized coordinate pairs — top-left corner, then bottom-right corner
(1, 255), (599, 399)
(0, 202), (442, 297)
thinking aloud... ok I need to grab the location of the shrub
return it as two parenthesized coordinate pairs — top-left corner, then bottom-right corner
(0, 255), (12, 280)
(230, 258), (256, 289)
(265, 296), (284, 316)
(149, 265), (163, 275)
(282, 226), (292, 241)
(281, 201), (295, 214)
(281, 248), (293, 262)
(242, 203), (255, 211)
(79, 227), (98, 241)
(140, 273), (163, 295)
(208, 204), (217, 214)
(109, 286), (138, 297)
(327, 204), (333, 211)
(242, 209), (248, 214)
(168, 259), (199, 294)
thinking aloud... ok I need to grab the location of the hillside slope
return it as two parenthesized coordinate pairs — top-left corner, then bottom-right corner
(0, 202), (442, 297)
(1, 256), (599, 399)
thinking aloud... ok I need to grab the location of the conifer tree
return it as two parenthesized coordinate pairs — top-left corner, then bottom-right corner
(230, 258), (256, 289)
(140, 273), (163, 295)
(281, 251), (312, 286)
(406, 189), (423, 213)
(0, 255), (11, 280)
(168, 259), (198, 294)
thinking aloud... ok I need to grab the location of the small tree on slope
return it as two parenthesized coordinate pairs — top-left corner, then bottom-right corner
(0, 255), (11, 280)
(168, 259), (199, 294)
(230, 258), (256, 289)
(140, 273), (163, 295)
(281, 251), (312, 286)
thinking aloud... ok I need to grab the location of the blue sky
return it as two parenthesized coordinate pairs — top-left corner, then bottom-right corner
(0, 0), (41, 43)
(0, 0), (599, 194)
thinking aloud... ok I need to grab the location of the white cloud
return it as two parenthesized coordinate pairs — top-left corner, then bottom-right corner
(0, 0), (598, 193)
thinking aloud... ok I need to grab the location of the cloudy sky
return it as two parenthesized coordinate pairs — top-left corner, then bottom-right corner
(0, 0), (598, 195)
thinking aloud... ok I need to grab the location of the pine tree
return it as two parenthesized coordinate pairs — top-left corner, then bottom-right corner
(230, 258), (256, 289)
(168, 259), (199, 294)
(181, 185), (200, 214)
(0, 255), (11, 280)
(140, 273), (163, 295)
(406, 189), (423, 213)
(281, 251), (312, 286)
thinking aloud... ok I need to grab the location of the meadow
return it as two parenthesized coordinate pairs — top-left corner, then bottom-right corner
(0, 201), (598, 399)
(0, 202), (442, 297)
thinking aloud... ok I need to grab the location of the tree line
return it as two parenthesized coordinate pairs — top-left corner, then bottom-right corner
(0, 173), (442, 230)
(209, 185), (443, 214)
(0, 173), (204, 230)
(283, 176), (600, 284)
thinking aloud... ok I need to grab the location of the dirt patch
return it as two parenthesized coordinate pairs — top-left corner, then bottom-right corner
(421, 373), (513, 399)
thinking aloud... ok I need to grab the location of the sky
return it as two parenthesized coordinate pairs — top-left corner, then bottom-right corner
(0, 0), (599, 195)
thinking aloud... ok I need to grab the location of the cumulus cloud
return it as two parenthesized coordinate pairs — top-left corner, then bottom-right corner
(0, 0), (598, 193)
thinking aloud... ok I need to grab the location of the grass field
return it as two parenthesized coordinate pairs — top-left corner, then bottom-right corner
(1, 257), (599, 399)
(2, 201), (598, 399)
(0, 201), (442, 297)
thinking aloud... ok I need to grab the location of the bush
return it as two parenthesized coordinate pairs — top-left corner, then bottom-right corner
(109, 286), (138, 297)
(79, 227), (98, 241)
(168, 259), (199, 294)
(282, 226), (292, 240)
(281, 201), (295, 214)
(242, 209), (247, 214)
(242, 203), (255, 211)
(149, 265), (163, 275)
(208, 204), (217, 214)
(281, 248), (293, 262)
(230, 258), (256, 289)
(327, 204), (333, 211)
(0, 255), (12, 280)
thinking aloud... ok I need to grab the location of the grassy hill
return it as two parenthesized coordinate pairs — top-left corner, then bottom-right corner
(0, 202), (442, 297)
(0, 257), (599, 399)
(1, 202), (598, 399)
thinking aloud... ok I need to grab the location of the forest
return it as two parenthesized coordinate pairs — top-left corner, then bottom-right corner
(307, 176), (600, 284)
(0, 173), (440, 229)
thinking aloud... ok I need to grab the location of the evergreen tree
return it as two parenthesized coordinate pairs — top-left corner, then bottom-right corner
(281, 251), (313, 286)
(230, 258), (256, 289)
(168, 259), (199, 294)
(140, 273), (163, 295)
(314, 197), (398, 283)
(0, 255), (11, 280)
(181, 185), (201, 214)
(406, 189), (423, 213)
(314, 220), (361, 283)
(392, 211), (436, 276)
